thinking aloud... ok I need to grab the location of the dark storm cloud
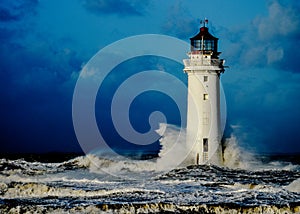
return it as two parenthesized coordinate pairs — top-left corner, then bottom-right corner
(161, 2), (199, 39)
(0, 33), (82, 93)
(0, 34), (84, 152)
(0, 0), (38, 22)
(82, 0), (148, 16)
(222, 0), (300, 73)
(0, 8), (19, 21)
(0, 1), (86, 153)
(0, 0), (83, 102)
(219, 0), (300, 153)
(223, 69), (300, 153)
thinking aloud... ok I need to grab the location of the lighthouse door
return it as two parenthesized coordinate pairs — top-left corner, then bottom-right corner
(203, 138), (208, 161)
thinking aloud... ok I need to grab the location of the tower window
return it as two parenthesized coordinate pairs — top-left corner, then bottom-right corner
(203, 138), (208, 152)
(204, 76), (208, 82)
(203, 94), (209, 100)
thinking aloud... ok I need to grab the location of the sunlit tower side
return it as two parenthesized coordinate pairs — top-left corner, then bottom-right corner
(183, 20), (225, 165)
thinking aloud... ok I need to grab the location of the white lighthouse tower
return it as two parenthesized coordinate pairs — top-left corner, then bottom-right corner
(183, 20), (225, 165)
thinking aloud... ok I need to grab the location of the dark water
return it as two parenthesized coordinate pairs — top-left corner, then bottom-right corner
(0, 153), (299, 213)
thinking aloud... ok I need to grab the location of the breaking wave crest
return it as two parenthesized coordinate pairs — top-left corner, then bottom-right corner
(223, 134), (258, 169)
(0, 156), (91, 176)
(1, 124), (298, 179)
(222, 134), (300, 171)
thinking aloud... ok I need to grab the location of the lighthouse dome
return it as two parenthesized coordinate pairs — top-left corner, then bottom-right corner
(190, 26), (218, 54)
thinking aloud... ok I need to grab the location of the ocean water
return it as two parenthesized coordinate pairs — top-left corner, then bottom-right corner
(0, 153), (299, 213)
(1, 128), (300, 213)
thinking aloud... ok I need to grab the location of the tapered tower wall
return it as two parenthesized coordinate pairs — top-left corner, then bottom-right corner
(183, 24), (225, 165)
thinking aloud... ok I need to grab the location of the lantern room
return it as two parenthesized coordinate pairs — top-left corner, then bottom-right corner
(190, 25), (219, 57)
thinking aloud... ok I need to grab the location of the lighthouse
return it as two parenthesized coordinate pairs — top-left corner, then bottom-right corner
(183, 20), (225, 165)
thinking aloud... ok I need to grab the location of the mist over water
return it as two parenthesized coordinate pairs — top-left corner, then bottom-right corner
(156, 124), (187, 170)
(223, 134), (258, 169)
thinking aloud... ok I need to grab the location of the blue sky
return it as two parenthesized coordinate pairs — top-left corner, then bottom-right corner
(1, 0), (300, 154)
